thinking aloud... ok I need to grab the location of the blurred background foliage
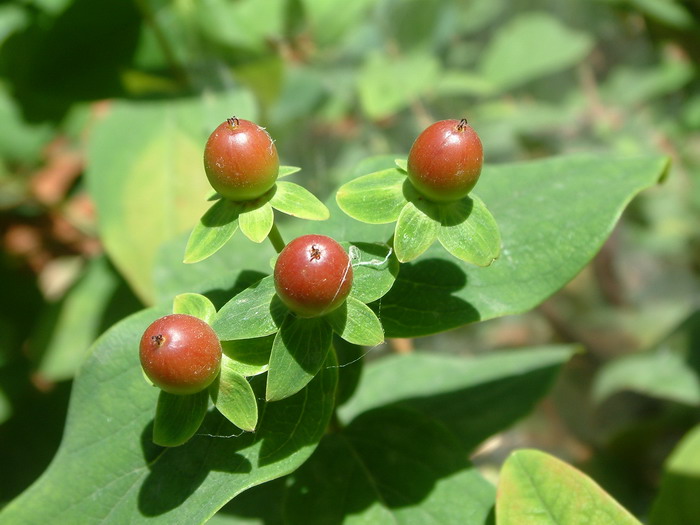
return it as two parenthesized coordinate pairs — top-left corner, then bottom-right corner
(1, 0), (700, 519)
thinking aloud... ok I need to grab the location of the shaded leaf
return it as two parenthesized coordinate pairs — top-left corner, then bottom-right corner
(153, 390), (209, 447)
(173, 293), (217, 325)
(210, 363), (258, 432)
(184, 199), (243, 264)
(345, 241), (399, 304)
(221, 335), (274, 377)
(326, 297), (384, 347)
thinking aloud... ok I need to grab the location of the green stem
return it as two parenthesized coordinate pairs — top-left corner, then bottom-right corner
(267, 223), (286, 253)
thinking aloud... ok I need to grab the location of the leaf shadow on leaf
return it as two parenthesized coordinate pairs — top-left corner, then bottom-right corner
(402, 179), (474, 227)
(203, 270), (268, 310)
(376, 258), (480, 335)
(138, 410), (255, 517)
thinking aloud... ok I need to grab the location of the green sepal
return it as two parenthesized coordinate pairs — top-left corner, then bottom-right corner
(326, 297), (384, 347)
(184, 199), (242, 264)
(239, 201), (274, 243)
(266, 315), (334, 402)
(395, 158), (407, 172)
(152, 389), (209, 447)
(210, 359), (258, 432)
(436, 194), (501, 266)
(278, 165), (302, 178)
(221, 335), (274, 377)
(336, 168), (407, 224)
(172, 293), (217, 325)
(394, 201), (440, 262)
(270, 181), (330, 220)
(344, 241), (399, 304)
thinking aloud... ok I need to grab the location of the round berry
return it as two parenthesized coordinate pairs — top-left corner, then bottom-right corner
(406, 119), (483, 202)
(139, 314), (222, 395)
(203, 117), (279, 201)
(274, 235), (353, 318)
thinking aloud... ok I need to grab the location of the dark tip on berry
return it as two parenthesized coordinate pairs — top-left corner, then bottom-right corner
(226, 116), (240, 128)
(309, 245), (322, 261)
(456, 118), (469, 131)
(152, 334), (165, 347)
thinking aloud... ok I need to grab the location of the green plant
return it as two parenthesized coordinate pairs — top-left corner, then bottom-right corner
(139, 313), (221, 395)
(203, 117), (279, 202)
(274, 234), (353, 318)
(407, 118), (483, 202)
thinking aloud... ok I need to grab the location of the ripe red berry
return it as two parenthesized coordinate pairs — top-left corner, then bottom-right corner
(406, 119), (483, 202)
(203, 117), (279, 201)
(274, 235), (353, 318)
(140, 314), (222, 395)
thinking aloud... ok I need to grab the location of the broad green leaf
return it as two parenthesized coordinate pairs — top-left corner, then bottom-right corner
(378, 155), (669, 337)
(335, 168), (406, 224)
(649, 424), (700, 525)
(269, 181), (330, 220)
(394, 201), (440, 262)
(184, 199), (243, 264)
(214, 276), (285, 341)
(266, 316), (334, 401)
(326, 297), (384, 347)
(153, 390), (209, 447)
(86, 94), (255, 303)
(173, 293), (217, 325)
(340, 346), (577, 450)
(221, 335), (274, 377)
(497, 449), (641, 525)
(628, 0), (694, 28)
(301, 0), (377, 45)
(278, 166), (301, 178)
(239, 202), (274, 243)
(333, 336), (364, 407)
(593, 352), (700, 406)
(0, 307), (338, 524)
(437, 194), (501, 266)
(284, 407), (495, 525)
(358, 52), (440, 119)
(479, 13), (593, 91)
(345, 241), (399, 304)
(210, 363), (258, 432)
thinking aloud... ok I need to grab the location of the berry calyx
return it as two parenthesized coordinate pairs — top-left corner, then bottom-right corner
(406, 118), (483, 202)
(139, 314), (222, 395)
(274, 235), (353, 318)
(203, 117), (279, 201)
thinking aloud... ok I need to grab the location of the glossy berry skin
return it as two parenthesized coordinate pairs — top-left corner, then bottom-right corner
(203, 117), (279, 201)
(407, 119), (483, 202)
(274, 235), (353, 318)
(140, 314), (222, 395)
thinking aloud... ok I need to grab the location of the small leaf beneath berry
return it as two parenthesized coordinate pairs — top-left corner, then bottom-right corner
(437, 194), (501, 266)
(394, 201), (440, 262)
(395, 158), (407, 172)
(278, 165), (302, 178)
(270, 181), (330, 220)
(221, 335), (274, 377)
(153, 389), (208, 447)
(210, 361), (258, 432)
(343, 242), (399, 304)
(336, 168), (407, 224)
(172, 293), (217, 325)
(239, 202), (275, 243)
(266, 316), (333, 402)
(327, 297), (384, 347)
(184, 199), (243, 264)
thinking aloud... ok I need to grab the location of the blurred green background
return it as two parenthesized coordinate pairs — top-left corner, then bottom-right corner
(1, 0), (700, 519)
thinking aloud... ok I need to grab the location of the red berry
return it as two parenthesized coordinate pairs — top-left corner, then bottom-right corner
(406, 119), (483, 202)
(274, 235), (353, 318)
(140, 314), (222, 395)
(203, 117), (279, 201)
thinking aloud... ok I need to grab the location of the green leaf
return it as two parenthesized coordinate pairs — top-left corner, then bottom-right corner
(284, 407), (495, 525)
(498, 449), (641, 525)
(479, 13), (593, 91)
(0, 307), (338, 524)
(437, 194), (501, 266)
(326, 297), (384, 347)
(394, 201), (440, 262)
(239, 202), (274, 243)
(210, 362), (258, 432)
(173, 293), (217, 325)
(278, 165), (301, 178)
(86, 94), (255, 303)
(214, 276), (286, 341)
(269, 181), (330, 220)
(335, 168), (406, 224)
(221, 335), (274, 377)
(377, 155), (669, 337)
(649, 424), (700, 525)
(358, 52), (440, 119)
(153, 390), (209, 447)
(340, 346), (577, 450)
(184, 199), (243, 264)
(266, 316), (334, 401)
(628, 0), (694, 28)
(345, 241), (399, 304)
